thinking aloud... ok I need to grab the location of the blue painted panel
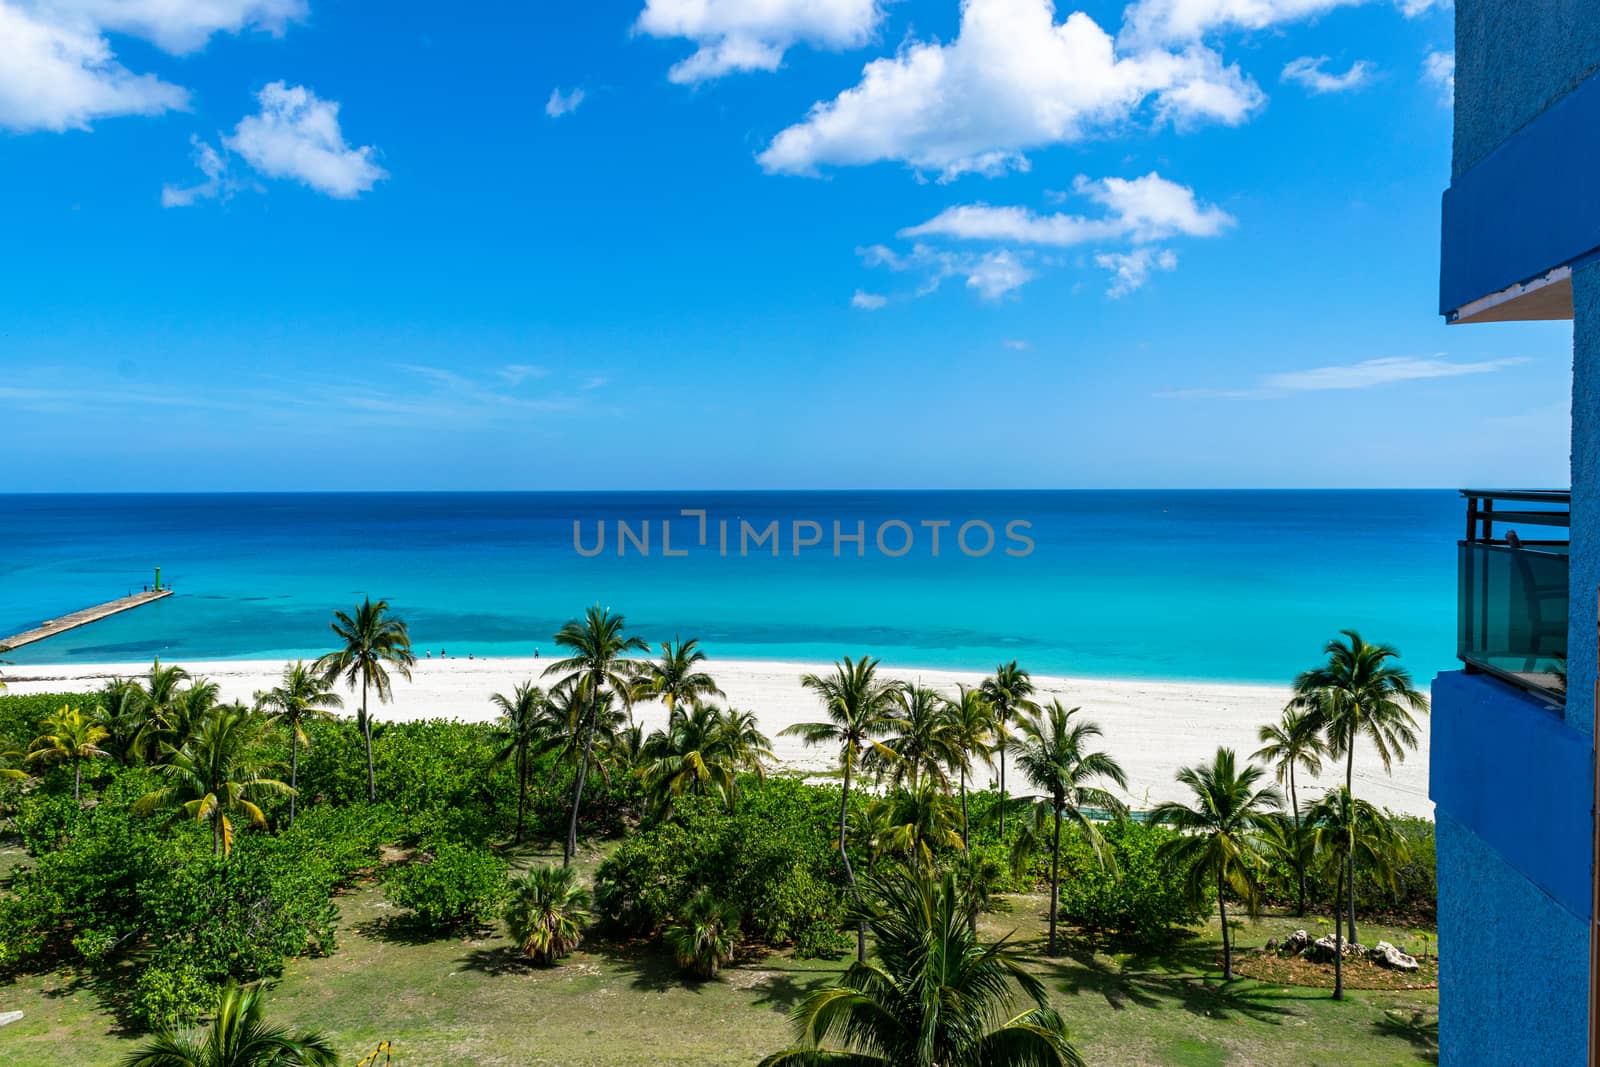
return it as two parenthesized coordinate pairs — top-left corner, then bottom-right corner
(1440, 69), (1600, 315)
(1454, 0), (1600, 177)
(1437, 811), (1589, 1067)
(1572, 261), (1600, 737)
(1430, 670), (1592, 918)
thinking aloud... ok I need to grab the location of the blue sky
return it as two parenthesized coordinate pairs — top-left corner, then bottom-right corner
(0, 0), (1574, 490)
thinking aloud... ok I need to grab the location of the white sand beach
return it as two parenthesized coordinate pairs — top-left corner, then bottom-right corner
(3, 656), (1432, 817)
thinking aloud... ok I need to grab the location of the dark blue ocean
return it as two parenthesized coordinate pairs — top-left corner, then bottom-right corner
(0, 491), (1461, 684)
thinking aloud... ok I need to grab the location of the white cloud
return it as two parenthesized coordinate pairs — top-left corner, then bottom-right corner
(1167, 354), (1527, 397)
(161, 136), (230, 207)
(904, 173), (1231, 246)
(636, 0), (883, 84)
(1121, 0), (1362, 45)
(851, 289), (888, 309)
(0, 0), (306, 134)
(757, 0), (1263, 180)
(1120, 0), (1435, 47)
(966, 250), (1033, 300)
(225, 82), (387, 199)
(497, 364), (550, 386)
(0, 2), (188, 132)
(1265, 355), (1522, 391)
(1281, 55), (1373, 93)
(55, 0), (305, 55)
(1003, 338), (1030, 350)
(859, 242), (1037, 302)
(546, 86), (585, 118)
(1423, 50), (1454, 106)
(1096, 247), (1178, 296)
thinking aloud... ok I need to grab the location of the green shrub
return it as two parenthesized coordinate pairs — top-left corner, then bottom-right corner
(1256, 811), (1436, 923)
(594, 777), (849, 954)
(382, 842), (509, 932)
(141, 849), (341, 983)
(129, 960), (218, 1032)
(1052, 821), (1210, 941)
(0, 691), (100, 751)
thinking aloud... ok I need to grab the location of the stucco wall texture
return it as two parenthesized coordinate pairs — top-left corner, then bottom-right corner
(1437, 810), (1589, 1067)
(1573, 260), (1600, 737)
(1454, 0), (1600, 177)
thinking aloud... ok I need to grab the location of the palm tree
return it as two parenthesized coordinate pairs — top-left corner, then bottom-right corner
(759, 865), (1084, 1067)
(504, 864), (590, 966)
(1305, 787), (1409, 1000)
(118, 980), (336, 1067)
(254, 662), (342, 827)
(134, 703), (291, 857)
(1010, 701), (1129, 956)
(876, 683), (958, 791)
(665, 888), (741, 979)
(979, 661), (1035, 837)
(91, 679), (149, 765)
(783, 655), (902, 962)
(1151, 747), (1282, 981)
(633, 637), (723, 718)
(1252, 703), (1327, 914)
(28, 704), (110, 802)
(868, 784), (965, 870)
(543, 605), (647, 867)
(490, 682), (549, 843)
(941, 685), (994, 850)
(132, 658), (192, 762)
(164, 679), (223, 755)
(314, 597), (415, 803)
(643, 702), (773, 815)
(1294, 630), (1426, 945)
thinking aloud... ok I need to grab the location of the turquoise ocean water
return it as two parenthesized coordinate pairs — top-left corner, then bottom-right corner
(0, 491), (1460, 684)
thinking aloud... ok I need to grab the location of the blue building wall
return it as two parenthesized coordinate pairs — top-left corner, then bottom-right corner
(1437, 6), (1600, 1064)
(1574, 261), (1600, 735)
(1437, 810), (1589, 1067)
(1454, 0), (1600, 176)
(1431, 671), (1593, 1067)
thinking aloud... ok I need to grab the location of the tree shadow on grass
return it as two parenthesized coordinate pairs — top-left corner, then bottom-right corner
(595, 938), (690, 994)
(1036, 932), (1298, 1025)
(746, 968), (832, 1015)
(352, 915), (488, 946)
(455, 944), (540, 977)
(9, 953), (163, 1038)
(1374, 1009), (1439, 1064)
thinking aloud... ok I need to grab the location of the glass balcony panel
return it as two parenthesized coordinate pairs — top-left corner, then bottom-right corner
(1457, 540), (1568, 700)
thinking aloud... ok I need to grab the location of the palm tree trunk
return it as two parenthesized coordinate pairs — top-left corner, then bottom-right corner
(959, 769), (970, 850)
(1217, 867), (1231, 980)
(73, 758), (81, 803)
(515, 745), (528, 845)
(1345, 744), (1358, 946)
(290, 735), (299, 827)
(1290, 763), (1305, 916)
(1333, 858), (1345, 1000)
(998, 739), (1007, 837)
(1048, 804), (1062, 957)
(362, 674), (376, 803)
(837, 756), (865, 963)
(213, 816), (222, 857)
(566, 693), (598, 867)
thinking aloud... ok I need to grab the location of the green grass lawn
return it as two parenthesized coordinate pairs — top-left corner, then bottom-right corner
(0, 843), (1438, 1067)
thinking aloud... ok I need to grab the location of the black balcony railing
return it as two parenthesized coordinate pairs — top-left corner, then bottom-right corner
(1458, 489), (1570, 703)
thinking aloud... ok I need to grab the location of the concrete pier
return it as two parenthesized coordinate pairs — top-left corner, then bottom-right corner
(0, 589), (173, 651)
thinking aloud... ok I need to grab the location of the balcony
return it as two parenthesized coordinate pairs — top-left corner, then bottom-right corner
(1458, 489), (1570, 703)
